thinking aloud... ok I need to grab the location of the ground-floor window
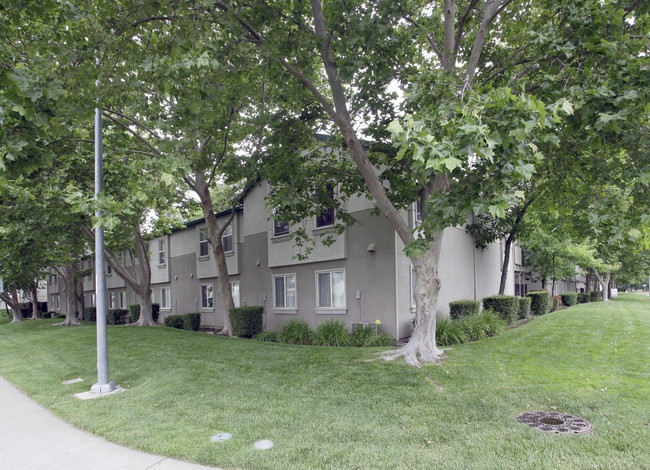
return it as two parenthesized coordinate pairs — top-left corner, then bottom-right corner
(109, 292), (116, 309)
(50, 295), (60, 310)
(201, 284), (214, 309)
(88, 294), (96, 307)
(316, 269), (345, 309)
(230, 281), (240, 308)
(273, 274), (296, 309)
(410, 265), (417, 309)
(119, 291), (127, 309)
(161, 287), (171, 310)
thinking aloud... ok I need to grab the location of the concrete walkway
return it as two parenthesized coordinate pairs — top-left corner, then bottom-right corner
(0, 377), (223, 470)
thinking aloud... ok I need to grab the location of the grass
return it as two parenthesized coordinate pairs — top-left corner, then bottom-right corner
(0, 293), (648, 470)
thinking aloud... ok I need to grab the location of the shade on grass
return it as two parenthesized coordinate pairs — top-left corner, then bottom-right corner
(0, 293), (648, 469)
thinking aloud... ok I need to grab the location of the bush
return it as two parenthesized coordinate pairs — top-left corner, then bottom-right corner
(85, 307), (97, 321)
(449, 300), (480, 319)
(560, 292), (578, 307)
(362, 333), (395, 347)
(280, 319), (314, 345)
(436, 317), (469, 346)
(108, 309), (129, 325)
(482, 295), (519, 324)
(551, 296), (561, 312)
(164, 314), (184, 329)
(129, 304), (140, 322)
(183, 312), (201, 331)
(152, 303), (160, 322)
(590, 290), (602, 302)
(437, 310), (507, 346)
(255, 331), (280, 342)
(517, 296), (531, 319)
(229, 306), (264, 338)
(577, 292), (590, 303)
(527, 291), (551, 315)
(314, 319), (351, 346)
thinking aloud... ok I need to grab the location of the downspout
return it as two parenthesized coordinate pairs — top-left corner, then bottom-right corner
(394, 230), (400, 340)
(472, 212), (477, 300)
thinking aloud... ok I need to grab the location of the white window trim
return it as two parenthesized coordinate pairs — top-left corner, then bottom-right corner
(119, 291), (127, 309)
(272, 273), (297, 314)
(160, 287), (171, 311)
(158, 238), (166, 266)
(314, 183), (336, 229)
(410, 265), (417, 312)
(272, 219), (290, 238)
(230, 281), (240, 308)
(89, 293), (96, 308)
(109, 292), (116, 309)
(315, 268), (347, 314)
(198, 227), (209, 258)
(222, 224), (234, 254)
(200, 283), (214, 310)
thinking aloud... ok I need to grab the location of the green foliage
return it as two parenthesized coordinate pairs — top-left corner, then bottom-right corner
(517, 296), (532, 319)
(164, 315), (184, 329)
(84, 307), (96, 321)
(254, 331), (280, 343)
(152, 303), (160, 322)
(362, 333), (395, 347)
(577, 292), (591, 303)
(314, 319), (351, 347)
(590, 290), (603, 302)
(527, 291), (551, 316)
(560, 292), (578, 307)
(551, 296), (561, 312)
(107, 309), (129, 325)
(228, 306), (263, 338)
(182, 313), (201, 331)
(449, 300), (480, 320)
(279, 319), (314, 345)
(482, 295), (519, 324)
(437, 311), (507, 346)
(129, 304), (140, 322)
(436, 318), (469, 346)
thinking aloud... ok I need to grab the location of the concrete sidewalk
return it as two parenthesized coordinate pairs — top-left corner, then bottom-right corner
(0, 377), (222, 470)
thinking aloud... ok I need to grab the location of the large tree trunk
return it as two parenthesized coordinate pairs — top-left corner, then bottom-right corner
(74, 274), (85, 320)
(0, 289), (23, 323)
(31, 284), (41, 319)
(499, 234), (514, 295)
(53, 265), (80, 326)
(593, 269), (611, 301)
(192, 171), (234, 336)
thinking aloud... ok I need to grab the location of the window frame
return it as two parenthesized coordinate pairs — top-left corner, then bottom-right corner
(160, 287), (171, 310)
(200, 283), (214, 310)
(273, 273), (297, 311)
(158, 238), (166, 265)
(222, 224), (233, 253)
(119, 291), (127, 309)
(410, 265), (417, 310)
(314, 183), (336, 229)
(273, 219), (290, 237)
(230, 281), (240, 308)
(315, 268), (346, 313)
(199, 227), (209, 258)
(109, 292), (116, 309)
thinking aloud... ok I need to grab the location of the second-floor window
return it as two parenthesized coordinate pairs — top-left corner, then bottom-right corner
(158, 239), (166, 265)
(222, 224), (233, 253)
(199, 228), (209, 257)
(315, 183), (335, 228)
(273, 219), (290, 237)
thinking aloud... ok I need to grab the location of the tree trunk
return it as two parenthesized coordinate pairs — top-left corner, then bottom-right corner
(0, 289), (23, 323)
(585, 269), (592, 293)
(592, 269), (611, 301)
(499, 234), (514, 295)
(53, 265), (80, 326)
(31, 284), (41, 319)
(74, 274), (85, 320)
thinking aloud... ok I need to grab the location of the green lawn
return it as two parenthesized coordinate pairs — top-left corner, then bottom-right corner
(1, 293), (648, 470)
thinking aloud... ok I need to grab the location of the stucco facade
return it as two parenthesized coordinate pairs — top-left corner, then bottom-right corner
(47, 181), (518, 339)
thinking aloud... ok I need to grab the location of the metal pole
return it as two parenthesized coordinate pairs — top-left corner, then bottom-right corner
(91, 105), (115, 394)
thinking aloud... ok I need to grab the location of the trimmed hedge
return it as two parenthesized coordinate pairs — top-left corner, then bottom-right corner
(517, 296), (531, 319)
(449, 300), (480, 319)
(129, 303), (161, 323)
(551, 296), (561, 312)
(577, 292), (590, 303)
(560, 292), (578, 307)
(482, 295), (519, 324)
(183, 312), (201, 331)
(229, 306), (264, 338)
(590, 290), (602, 302)
(164, 314), (184, 329)
(85, 307), (97, 321)
(108, 309), (129, 325)
(527, 290), (551, 316)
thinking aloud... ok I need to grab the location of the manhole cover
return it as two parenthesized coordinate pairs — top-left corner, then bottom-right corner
(254, 439), (274, 450)
(210, 433), (232, 442)
(517, 411), (592, 434)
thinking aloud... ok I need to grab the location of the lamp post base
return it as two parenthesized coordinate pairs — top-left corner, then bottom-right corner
(90, 381), (116, 394)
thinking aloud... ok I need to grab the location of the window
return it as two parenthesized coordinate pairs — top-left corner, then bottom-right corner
(273, 219), (290, 237)
(119, 291), (127, 309)
(109, 292), (116, 309)
(50, 295), (60, 310)
(274, 274), (296, 309)
(49, 274), (57, 285)
(222, 224), (233, 253)
(315, 183), (335, 228)
(415, 200), (423, 223)
(410, 266), (417, 309)
(230, 281), (240, 308)
(161, 287), (171, 310)
(199, 228), (209, 257)
(200, 284), (214, 309)
(107, 264), (112, 275)
(316, 269), (345, 309)
(158, 239), (166, 265)
(88, 294), (96, 307)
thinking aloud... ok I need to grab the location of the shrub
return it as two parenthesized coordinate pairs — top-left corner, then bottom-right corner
(183, 312), (201, 331)
(436, 317), (469, 346)
(362, 333), (395, 347)
(527, 291), (551, 315)
(164, 314), (184, 329)
(351, 324), (375, 347)
(280, 319), (314, 345)
(85, 307), (97, 321)
(590, 290), (602, 302)
(107, 309), (129, 325)
(517, 296), (531, 319)
(314, 319), (351, 346)
(482, 295), (519, 324)
(255, 331), (280, 342)
(551, 296), (561, 312)
(560, 292), (578, 307)
(129, 304), (140, 322)
(449, 300), (480, 319)
(152, 303), (160, 322)
(229, 306), (264, 338)
(577, 292), (590, 303)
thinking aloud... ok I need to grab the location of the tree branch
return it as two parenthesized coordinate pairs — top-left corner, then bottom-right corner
(403, 16), (444, 65)
(101, 112), (163, 157)
(453, 0), (481, 60)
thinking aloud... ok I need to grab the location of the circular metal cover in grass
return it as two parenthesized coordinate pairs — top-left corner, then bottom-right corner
(517, 411), (592, 434)
(210, 433), (232, 442)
